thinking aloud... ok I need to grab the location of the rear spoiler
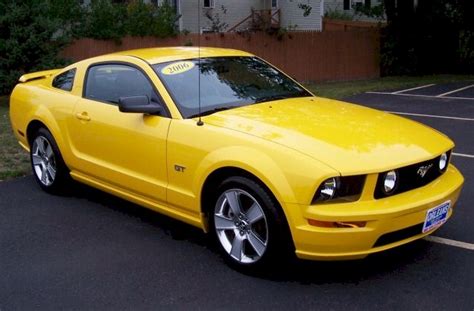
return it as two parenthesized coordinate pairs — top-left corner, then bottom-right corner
(18, 69), (61, 83)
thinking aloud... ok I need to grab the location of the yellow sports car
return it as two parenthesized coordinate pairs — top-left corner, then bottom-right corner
(9, 47), (464, 271)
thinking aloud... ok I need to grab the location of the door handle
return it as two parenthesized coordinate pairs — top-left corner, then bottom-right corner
(75, 112), (91, 121)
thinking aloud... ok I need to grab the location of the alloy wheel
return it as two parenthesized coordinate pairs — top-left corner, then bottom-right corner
(214, 189), (269, 264)
(32, 136), (57, 186)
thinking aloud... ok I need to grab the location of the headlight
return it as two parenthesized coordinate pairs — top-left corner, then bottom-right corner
(319, 177), (338, 200)
(313, 175), (365, 204)
(383, 170), (398, 194)
(439, 152), (448, 171)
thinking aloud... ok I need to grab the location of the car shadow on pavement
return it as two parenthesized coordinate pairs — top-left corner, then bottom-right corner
(64, 179), (434, 285)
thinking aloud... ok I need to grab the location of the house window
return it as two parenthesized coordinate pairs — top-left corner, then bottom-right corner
(365, 0), (371, 8)
(272, 0), (278, 9)
(203, 0), (214, 8)
(343, 0), (351, 10)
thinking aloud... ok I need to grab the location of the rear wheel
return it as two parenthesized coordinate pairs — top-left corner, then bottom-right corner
(30, 128), (70, 193)
(210, 176), (293, 272)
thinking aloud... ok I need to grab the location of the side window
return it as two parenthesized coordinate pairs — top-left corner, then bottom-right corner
(84, 64), (155, 104)
(52, 69), (76, 91)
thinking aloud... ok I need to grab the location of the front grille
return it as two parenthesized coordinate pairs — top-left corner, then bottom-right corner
(373, 223), (424, 247)
(374, 151), (451, 199)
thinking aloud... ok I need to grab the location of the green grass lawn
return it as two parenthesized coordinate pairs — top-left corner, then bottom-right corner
(1, 74), (473, 181)
(0, 96), (30, 181)
(305, 74), (474, 99)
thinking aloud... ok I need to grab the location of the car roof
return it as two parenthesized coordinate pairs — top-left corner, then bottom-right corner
(111, 47), (254, 64)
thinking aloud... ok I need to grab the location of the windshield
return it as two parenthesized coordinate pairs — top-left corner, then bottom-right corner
(153, 57), (311, 118)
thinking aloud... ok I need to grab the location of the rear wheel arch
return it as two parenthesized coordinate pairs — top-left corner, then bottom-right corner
(26, 120), (67, 158)
(26, 120), (49, 146)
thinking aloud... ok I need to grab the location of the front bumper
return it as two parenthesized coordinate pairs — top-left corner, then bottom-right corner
(285, 164), (464, 260)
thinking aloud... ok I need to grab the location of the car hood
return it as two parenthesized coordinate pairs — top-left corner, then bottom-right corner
(202, 97), (454, 175)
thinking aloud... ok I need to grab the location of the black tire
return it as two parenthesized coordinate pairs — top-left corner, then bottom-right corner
(30, 127), (70, 194)
(209, 176), (294, 273)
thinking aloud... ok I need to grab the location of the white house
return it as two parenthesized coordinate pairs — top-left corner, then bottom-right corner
(81, 0), (324, 32)
(177, 0), (323, 33)
(324, 0), (384, 20)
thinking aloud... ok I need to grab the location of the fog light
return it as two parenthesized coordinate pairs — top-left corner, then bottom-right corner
(383, 170), (398, 194)
(439, 153), (448, 171)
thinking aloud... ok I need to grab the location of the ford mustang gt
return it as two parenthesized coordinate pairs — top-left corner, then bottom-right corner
(9, 47), (464, 271)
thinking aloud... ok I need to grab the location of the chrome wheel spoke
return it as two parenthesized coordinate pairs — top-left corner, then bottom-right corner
(37, 138), (46, 155)
(214, 188), (269, 264)
(246, 203), (264, 224)
(215, 215), (237, 230)
(32, 135), (56, 187)
(45, 144), (53, 158)
(32, 154), (43, 166)
(247, 231), (266, 257)
(230, 236), (244, 261)
(225, 191), (242, 216)
(40, 166), (48, 184)
(46, 163), (56, 180)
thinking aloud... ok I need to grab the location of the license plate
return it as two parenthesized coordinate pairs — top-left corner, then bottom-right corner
(422, 201), (451, 233)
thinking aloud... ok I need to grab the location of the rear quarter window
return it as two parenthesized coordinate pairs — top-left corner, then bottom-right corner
(52, 69), (76, 91)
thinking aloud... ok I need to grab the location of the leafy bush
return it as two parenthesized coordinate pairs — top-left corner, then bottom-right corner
(151, 3), (180, 38)
(126, 1), (156, 37)
(204, 5), (229, 33)
(80, 0), (127, 41)
(80, 0), (179, 39)
(324, 8), (354, 21)
(381, 0), (474, 75)
(0, 0), (73, 95)
(352, 3), (385, 21)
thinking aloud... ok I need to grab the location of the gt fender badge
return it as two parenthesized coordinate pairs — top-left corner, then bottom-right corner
(417, 163), (433, 178)
(174, 165), (186, 172)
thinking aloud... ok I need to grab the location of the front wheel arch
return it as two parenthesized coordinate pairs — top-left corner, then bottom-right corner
(201, 167), (279, 217)
(200, 167), (294, 245)
(208, 175), (295, 271)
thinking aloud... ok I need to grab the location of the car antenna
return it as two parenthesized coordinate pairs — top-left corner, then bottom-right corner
(196, 0), (204, 126)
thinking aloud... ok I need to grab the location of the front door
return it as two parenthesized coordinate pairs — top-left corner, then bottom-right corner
(68, 63), (170, 204)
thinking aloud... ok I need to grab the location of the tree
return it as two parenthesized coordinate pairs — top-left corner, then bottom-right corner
(381, 0), (474, 75)
(0, 0), (75, 94)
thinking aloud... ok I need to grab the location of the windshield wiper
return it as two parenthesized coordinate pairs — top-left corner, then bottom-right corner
(255, 95), (287, 103)
(189, 106), (238, 118)
(255, 91), (308, 104)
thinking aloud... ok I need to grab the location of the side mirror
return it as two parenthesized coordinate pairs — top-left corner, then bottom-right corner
(118, 96), (162, 114)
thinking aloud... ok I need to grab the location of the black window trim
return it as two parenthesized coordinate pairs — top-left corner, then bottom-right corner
(52, 68), (77, 92)
(82, 61), (171, 118)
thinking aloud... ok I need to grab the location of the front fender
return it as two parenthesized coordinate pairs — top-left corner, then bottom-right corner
(194, 146), (296, 205)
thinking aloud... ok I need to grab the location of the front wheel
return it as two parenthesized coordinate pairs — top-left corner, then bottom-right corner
(210, 176), (293, 272)
(30, 128), (70, 193)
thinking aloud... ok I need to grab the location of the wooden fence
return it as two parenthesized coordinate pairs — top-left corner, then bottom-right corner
(62, 28), (380, 82)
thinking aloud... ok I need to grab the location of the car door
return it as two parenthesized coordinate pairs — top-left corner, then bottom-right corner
(68, 62), (170, 204)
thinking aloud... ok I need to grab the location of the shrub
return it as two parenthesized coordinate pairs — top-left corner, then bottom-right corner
(381, 0), (474, 75)
(151, 3), (180, 38)
(204, 5), (229, 33)
(80, 0), (179, 39)
(0, 0), (73, 95)
(324, 8), (354, 21)
(126, 1), (155, 37)
(80, 0), (127, 41)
